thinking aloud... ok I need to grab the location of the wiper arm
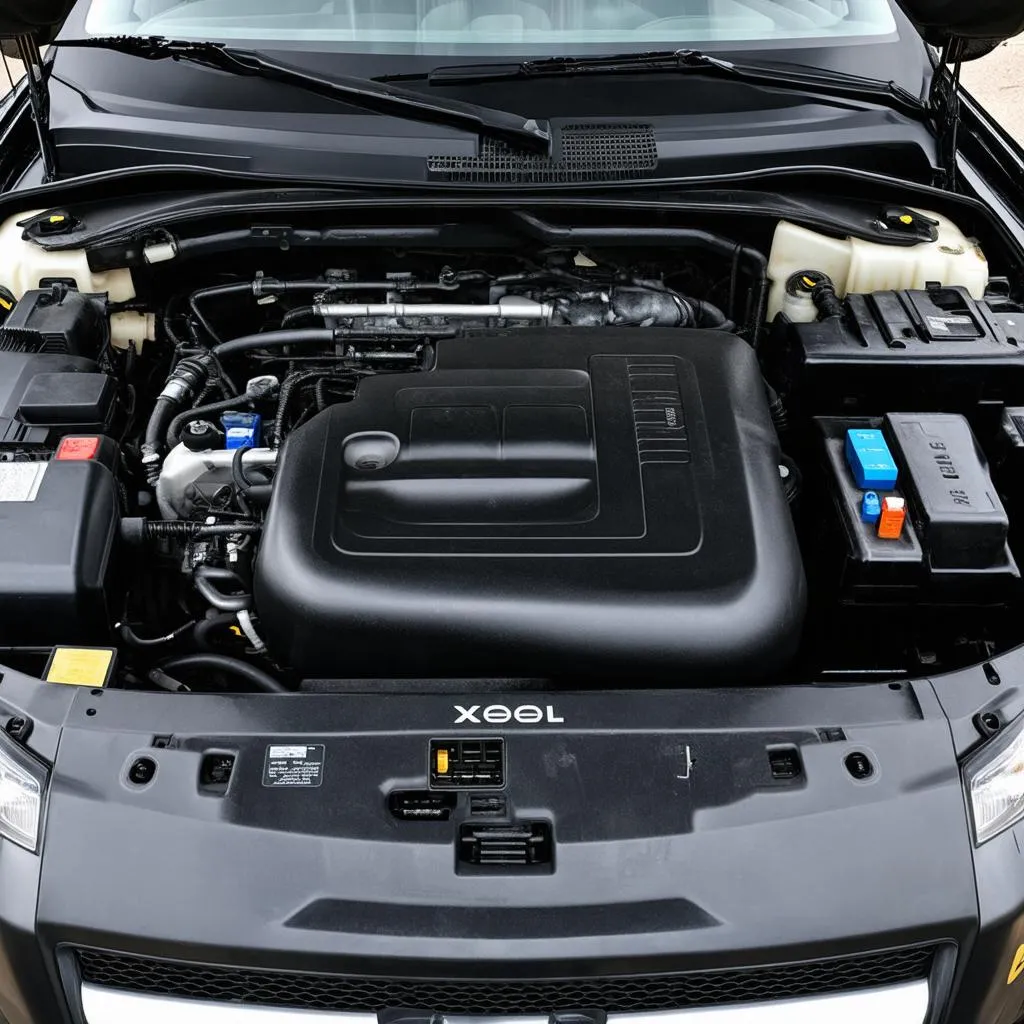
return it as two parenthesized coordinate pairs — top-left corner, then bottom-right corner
(56, 36), (552, 153)
(382, 48), (923, 118)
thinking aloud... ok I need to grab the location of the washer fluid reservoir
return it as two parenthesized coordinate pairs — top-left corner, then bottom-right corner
(0, 211), (135, 303)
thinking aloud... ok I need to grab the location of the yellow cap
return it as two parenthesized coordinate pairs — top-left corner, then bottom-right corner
(900, 214), (914, 225)
(436, 748), (450, 774)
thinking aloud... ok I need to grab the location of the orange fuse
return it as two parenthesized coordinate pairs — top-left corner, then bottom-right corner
(877, 496), (907, 540)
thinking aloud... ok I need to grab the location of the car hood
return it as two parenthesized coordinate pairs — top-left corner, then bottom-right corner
(0, 0), (1021, 53)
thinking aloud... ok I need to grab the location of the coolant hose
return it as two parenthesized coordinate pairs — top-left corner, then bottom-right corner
(155, 653), (289, 694)
(144, 397), (176, 451)
(141, 397), (178, 485)
(212, 329), (334, 360)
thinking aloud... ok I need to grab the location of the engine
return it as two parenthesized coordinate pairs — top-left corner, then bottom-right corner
(254, 329), (803, 680)
(0, 205), (1020, 693)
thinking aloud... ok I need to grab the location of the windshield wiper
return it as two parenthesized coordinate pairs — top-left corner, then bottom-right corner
(380, 48), (924, 118)
(56, 36), (552, 153)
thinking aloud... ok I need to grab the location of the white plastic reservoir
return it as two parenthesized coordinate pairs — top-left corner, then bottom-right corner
(766, 211), (989, 322)
(0, 209), (136, 303)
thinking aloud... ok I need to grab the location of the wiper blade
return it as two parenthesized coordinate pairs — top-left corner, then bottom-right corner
(386, 48), (923, 118)
(56, 36), (552, 153)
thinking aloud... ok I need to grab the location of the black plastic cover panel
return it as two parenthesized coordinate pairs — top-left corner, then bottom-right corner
(886, 412), (1010, 570)
(256, 330), (805, 680)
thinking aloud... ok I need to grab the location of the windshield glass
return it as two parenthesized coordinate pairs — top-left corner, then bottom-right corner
(84, 0), (898, 52)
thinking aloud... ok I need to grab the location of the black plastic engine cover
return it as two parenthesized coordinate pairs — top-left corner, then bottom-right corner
(256, 330), (805, 680)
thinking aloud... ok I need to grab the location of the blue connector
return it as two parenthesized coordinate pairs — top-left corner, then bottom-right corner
(845, 428), (898, 490)
(861, 491), (882, 525)
(222, 411), (262, 450)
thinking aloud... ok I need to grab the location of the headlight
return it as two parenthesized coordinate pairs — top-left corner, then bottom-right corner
(0, 731), (47, 853)
(965, 714), (1024, 845)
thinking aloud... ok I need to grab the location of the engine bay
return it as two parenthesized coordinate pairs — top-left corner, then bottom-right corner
(0, 197), (1022, 693)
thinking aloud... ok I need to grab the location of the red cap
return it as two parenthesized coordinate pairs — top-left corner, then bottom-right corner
(55, 436), (101, 462)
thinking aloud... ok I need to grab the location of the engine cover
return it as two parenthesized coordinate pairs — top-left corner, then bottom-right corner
(255, 330), (805, 680)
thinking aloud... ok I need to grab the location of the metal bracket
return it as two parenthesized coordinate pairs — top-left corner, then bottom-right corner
(14, 34), (56, 183)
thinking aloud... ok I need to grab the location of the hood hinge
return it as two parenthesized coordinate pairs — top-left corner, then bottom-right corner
(929, 39), (964, 192)
(14, 34), (56, 183)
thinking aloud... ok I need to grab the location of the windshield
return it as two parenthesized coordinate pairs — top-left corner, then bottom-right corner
(84, 0), (898, 52)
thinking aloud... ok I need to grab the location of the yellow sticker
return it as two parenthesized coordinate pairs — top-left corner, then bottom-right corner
(45, 648), (114, 687)
(1008, 945), (1024, 985)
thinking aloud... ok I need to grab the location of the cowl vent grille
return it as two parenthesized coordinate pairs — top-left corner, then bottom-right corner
(428, 123), (657, 183)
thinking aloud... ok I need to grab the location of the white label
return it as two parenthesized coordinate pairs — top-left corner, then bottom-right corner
(268, 745), (308, 759)
(0, 463), (47, 502)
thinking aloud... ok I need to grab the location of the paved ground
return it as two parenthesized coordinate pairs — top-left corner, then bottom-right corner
(961, 36), (1024, 141)
(3, 36), (1024, 139)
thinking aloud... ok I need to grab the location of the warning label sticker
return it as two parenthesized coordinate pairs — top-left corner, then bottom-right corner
(0, 462), (47, 502)
(926, 315), (975, 334)
(262, 744), (325, 788)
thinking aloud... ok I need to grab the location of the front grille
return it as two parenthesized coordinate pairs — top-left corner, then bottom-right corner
(76, 946), (934, 1014)
(427, 123), (657, 183)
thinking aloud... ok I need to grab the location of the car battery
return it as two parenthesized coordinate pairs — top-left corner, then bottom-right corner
(0, 434), (120, 646)
(818, 414), (1019, 604)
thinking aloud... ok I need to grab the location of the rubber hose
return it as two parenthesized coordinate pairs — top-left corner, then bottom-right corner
(229, 446), (274, 505)
(166, 393), (254, 450)
(156, 653), (289, 694)
(119, 620), (198, 648)
(189, 283), (254, 345)
(193, 612), (241, 652)
(145, 396), (177, 451)
(694, 300), (732, 330)
(212, 329), (334, 360)
(194, 565), (253, 613)
(281, 306), (316, 327)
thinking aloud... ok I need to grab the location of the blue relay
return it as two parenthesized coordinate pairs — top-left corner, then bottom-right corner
(845, 428), (898, 490)
(222, 411), (262, 450)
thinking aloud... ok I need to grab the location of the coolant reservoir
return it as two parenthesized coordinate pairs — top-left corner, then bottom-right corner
(0, 210), (136, 303)
(766, 211), (989, 321)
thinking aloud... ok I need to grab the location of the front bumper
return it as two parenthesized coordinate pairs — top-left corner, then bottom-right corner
(2, 647), (1024, 1024)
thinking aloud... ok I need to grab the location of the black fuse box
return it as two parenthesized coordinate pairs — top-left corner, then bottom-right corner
(818, 415), (1019, 604)
(0, 352), (116, 451)
(780, 286), (1024, 414)
(885, 412), (1011, 570)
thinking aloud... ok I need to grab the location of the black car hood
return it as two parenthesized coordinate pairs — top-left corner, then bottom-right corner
(0, 0), (1022, 52)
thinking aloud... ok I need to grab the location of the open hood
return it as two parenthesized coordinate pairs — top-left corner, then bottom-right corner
(1, 0), (1024, 52)
(0, 1), (73, 44)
